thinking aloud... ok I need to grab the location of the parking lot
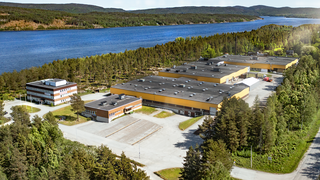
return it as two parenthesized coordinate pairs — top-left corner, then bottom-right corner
(244, 74), (283, 107)
(77, 116), (162, 145)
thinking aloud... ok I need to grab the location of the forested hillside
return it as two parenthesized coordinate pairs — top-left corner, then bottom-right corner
(0, 2), (125, 14)
(0, 6), (259, 31)
(1, 2), (319, 18)
(0, 108), (149, 179)
(132, 5), (320, 18)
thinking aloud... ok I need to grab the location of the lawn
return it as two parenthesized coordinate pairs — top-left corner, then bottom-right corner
(18, 105), (41, 113)
(179, 116), (203, 131)
(134, 106), (157, 115)
(49, 100), (93, 126)
(155, 168), (181, 180)
(154, 111), (175, 118)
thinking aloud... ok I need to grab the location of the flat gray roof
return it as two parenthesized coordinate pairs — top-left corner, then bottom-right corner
(160, 61), (248, 79)
(26, 79), (76, 90)
(112, 76), (248, 105)
(209, 55), (298, 66)
(85, 94), (140, 112)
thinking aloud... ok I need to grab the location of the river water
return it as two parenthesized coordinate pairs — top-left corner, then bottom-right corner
(1, 16), (320, 74)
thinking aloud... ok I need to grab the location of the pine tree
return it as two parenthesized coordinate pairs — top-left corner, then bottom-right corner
(180, 146), (202, 180)
(70, 94), (86, 121)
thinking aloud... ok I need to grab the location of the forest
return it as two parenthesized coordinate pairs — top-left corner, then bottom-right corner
(0, 6), (259, 31)
(1, 23), (320, 178)
(0, 106), (149, 179)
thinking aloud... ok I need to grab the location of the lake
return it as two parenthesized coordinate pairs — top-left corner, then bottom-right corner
(1, 16), (320, 74)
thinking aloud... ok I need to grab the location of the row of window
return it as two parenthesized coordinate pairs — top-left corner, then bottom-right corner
(27, 91), (53, 99)
(27, 86), (53, 94)
(60, 88), (71, 92)
(85, 109), (96, 115)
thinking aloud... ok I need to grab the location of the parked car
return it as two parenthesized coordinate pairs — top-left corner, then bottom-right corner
(4, 111), (8, 115)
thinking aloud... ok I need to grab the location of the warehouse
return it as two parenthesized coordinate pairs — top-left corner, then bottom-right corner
(209, 55), (298, 72)
(235, 77), (260, 91)
(82, 94), (142, 123)
(26, 79), (77, 105)
(159, 60), (249, 84)
(111, 76), (249, 116)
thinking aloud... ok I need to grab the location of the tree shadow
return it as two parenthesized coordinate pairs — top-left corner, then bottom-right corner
(54, 115), (77, 121)
(262, 85), (276, 91)
(299, 136), (320, 179)
(174, 128), (204, 150)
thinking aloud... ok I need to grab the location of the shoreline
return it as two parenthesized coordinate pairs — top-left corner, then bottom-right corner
(0, 17), (263, 32)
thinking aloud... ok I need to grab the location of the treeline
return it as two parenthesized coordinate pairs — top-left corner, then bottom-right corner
(179, 39), (320, 177)
(1, 24), (320, 100)
(0, 105), (149, 179)
(180, 54), (320, 178)
(0, 6), (259, 31)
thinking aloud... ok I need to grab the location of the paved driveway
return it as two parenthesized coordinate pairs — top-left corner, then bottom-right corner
(59, 112), (204, 180)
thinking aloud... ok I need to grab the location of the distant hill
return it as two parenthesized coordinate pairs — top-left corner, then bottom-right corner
(0, 2), (125, 14)
(0, 6), (260, 31)
(131, 5), (320, 18)
(0, 2), (319, 18)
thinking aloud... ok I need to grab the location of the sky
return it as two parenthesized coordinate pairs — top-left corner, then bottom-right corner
(1, 0), (320, 10)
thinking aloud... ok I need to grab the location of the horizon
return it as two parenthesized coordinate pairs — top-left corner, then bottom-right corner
(1, 0), (320, 10)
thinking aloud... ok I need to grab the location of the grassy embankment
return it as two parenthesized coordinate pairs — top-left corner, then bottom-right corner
(18, 105), (41, 113)
(154, 111), (175, 118)
(47, 100), (92, 126)
(179, 116), (203, 131)
(134, 106), (157, 115)
(233, 110), (320, 173)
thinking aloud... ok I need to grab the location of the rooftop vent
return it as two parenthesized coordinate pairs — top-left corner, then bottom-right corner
(172, 65), (176, 69)
(162, 88), (166, 91)
(225, 64), (228, 66)
(212, 75), (214, 77)
(190, 94), (194, 97)
(138, 79), (145, 82)
(178, 84), (186, 88)
(166, 68), (171, 71)
(119, 94), (125, 100)
(174, 92), (178, 95)
(173, 85), (176, 87)
(202, 89), (206, 92)
(112, 102), (118, 106)
(213, 68), (220, 72)
(176, 69), (181, 72)
(144, 88), (148, 90)
(253, 56), (259, 60)
(134, 84), (137, 87)
(159, 89), (162, 92)
(183, 62), (187, 65)
(100, 101), (108, 106)
(191, 65), (197, 69)
(188, 87), (191, 89)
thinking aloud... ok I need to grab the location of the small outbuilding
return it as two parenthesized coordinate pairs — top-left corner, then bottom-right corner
(235, 77), (260, 91)
(82, 94), (142, 123)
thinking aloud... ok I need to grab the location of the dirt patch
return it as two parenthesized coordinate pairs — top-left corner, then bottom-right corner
(0, 13), (9, 16)
(93, 24), (104, 29)
(0, 19), (76, 30)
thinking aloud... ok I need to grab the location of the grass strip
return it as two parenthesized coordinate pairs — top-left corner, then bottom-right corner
(154, 168), (181, 180)
(154, 111), (175, 118)
(134, 106), (157, 115)
(179, 116), (203, 131)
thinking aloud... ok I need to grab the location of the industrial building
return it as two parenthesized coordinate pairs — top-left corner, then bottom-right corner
(26, 79), (77, 105)
(209, 55), (298, 72)
(82, 94), (142, 123)
(110, 76), (249, 116)
(159, 60), (249, 84)
(235, 77), (260, 91)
